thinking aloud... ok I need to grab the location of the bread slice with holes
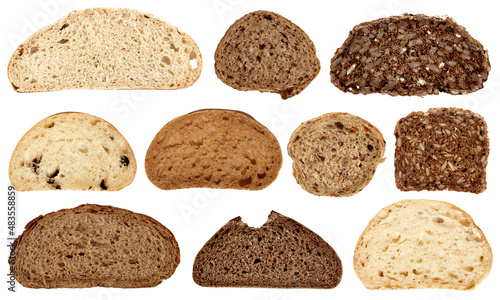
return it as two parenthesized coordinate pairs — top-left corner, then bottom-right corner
(287, 113), (385, 197)
(193, 211), (342, 288)
(354, 199), (492, 290)
(145, 109), (282, 190)
(8, 112), (136, 191)
(214, 10), (320, 99)
(8, 8), (202, 92)
(11, 204), (180, 288)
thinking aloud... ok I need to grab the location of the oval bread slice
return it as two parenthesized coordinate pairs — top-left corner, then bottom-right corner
(8, 112), (136, 191)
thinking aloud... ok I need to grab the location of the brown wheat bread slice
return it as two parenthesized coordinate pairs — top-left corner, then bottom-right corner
(192, 211), (342, 288)
(394, 107), (489, 193)
(145, 109), (282, 190)
(288, 113), (385, 197)
(11, 204), (180, 288)
(214, 10), (320, 99)
(330, 14), (490, 96)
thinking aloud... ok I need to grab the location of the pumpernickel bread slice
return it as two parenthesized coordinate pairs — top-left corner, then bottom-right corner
(288, 113), (385, 197)
(354, 199), (492, 290)
(145, 109), (282, 190)
(192, 211), (342, 288)
(330, 13), (490, 96)
(11, 204), (180, 288)
(9, 112), (136, 191)
(394, 107), (488, 193)
(8, 8), (202, 92)
(214, 10), (320, 99)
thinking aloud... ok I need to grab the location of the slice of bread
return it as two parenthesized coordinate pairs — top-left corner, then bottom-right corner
(9, 112), (136, 191)
(145, 109), (282, 190)
(330, 14), (490, 96)
(214, 10), (320, 99)
(354, 199), (492, 290)
(288, 113), (385, 197)
(12, 204), (180, 288)
(8, 8), (202, 92)
(192, 211), (342, 288)
(394, 107), (488, 193)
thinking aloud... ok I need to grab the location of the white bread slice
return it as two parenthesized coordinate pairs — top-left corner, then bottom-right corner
(8, 8), (202, 92)
(9, 112), (136, 191)
(354, 199), (492, 290)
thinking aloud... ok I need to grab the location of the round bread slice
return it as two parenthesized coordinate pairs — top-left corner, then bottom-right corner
(288, 113), (385, 197)
(8, 8), (202, 92)
(9, 112), (136, 191)
(145, 109), (282, 190)
(354, 199), (492, 290)
(11, 204), (180, 288)
(214, 10), (320, 99)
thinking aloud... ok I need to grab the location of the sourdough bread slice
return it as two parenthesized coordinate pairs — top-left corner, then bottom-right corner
(8, 8), (202, 92)
(9, 112), (136, 191)
(11, 204), (180, 288)
(145, 109), (282, 190)
(288, 113), (385, 197)
(192, 211), (342, 288)
(330, 14), (490, 96)
(354, 199), (492, 290)
(214, 10), (320, 99)
(394, 107), (488, 193)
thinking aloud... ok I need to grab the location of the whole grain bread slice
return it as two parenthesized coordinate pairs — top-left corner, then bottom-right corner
(394, 107), (488, 193)
(9, 112), (136, 191)
(8, 8), (202, 92)
(214, 10), (320, 99)
(330, 14), (490, 96)
(288, 113), (385, 197)
(11, 204), (180, 288)
(145, 109), (282, 190)
(354, 199), (492, 290)
(192, 211), (342, 288)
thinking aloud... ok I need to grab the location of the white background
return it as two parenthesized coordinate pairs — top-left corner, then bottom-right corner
(1, 0), (499, 299)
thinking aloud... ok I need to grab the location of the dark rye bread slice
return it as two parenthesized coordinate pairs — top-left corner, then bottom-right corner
(394, 107), (489, 193)
(145, 109), (282, 190)
(330, 14), (490, 96)
(192, 211), (342, 288)
(288, 113), (385, 197)
(11, 204), (180, 288)
(214, 10), (320, 99)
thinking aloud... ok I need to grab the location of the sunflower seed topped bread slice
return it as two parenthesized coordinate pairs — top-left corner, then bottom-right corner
(8, 8), (202, 92)
(288, 113), (385, 197)
(354, 199), (492, 290)
(330, 14), (490, 96)
(11, 204), (180, 288)
(9, 112), (136, 191)
(214, 10), (320, 99)
(394, 107), (488, 193)
(145, 109), (282, 190)
(193, 211), (342, 288)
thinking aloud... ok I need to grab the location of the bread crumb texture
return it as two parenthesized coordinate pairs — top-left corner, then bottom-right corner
(193, 211), (342, 288)
(12, 204), (180, 288)
(145, 109), (282, 190)
(8, 8), (202, 92)
(9, 112), (136, 191)
(354, 199), (492, 290)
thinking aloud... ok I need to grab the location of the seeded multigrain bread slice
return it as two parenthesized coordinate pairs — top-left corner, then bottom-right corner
(11, 204), (180, 288)
(394, 108), (489, 193)
(288, 113), (385, 197)
(214, 11), (320, 99)
(8, 8), (202, 92)
(193, 211), (342, 288)
(9, 112), (136, 191)
(354, 199), (492, 290)
(145, 109), (282, 190)
(330, 14), (490, 96)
